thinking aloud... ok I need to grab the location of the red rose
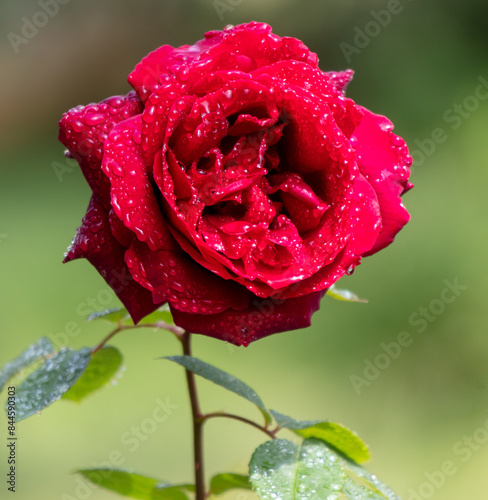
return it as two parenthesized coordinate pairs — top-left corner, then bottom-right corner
(59, 22), (412, 346)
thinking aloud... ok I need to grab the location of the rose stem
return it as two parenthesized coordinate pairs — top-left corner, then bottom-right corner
(91, 322), (184, 355)
(91, 326), (122, 354)
(180, 331), (206, 500)
(200, 412), (277, 439)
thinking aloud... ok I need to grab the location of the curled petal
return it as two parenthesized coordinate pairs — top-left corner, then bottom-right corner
(270, 173), (382, 299)
(353, 107), (412, 254)
(191, 22), (318, 76)
(58, 92), (143, 206)
(128, 34), (223, 102)
(327, 69), (354, 94)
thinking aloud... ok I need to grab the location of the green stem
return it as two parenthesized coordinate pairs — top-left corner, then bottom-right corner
(200, 411), (277, 440)
(91, 322), (184, 354)
(181, 331), (206, 500)
(91, 327), (122, 354)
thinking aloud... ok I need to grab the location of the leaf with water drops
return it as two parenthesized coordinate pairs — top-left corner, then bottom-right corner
(327, 284), (367, 303)
(249, 438), (399, 500)
(88, 307), (132, 325)
(209, 473), (252, 495)
(13, 347), (91, 421)
(270, 411), (370, 464)
(62, 346), (123, 402)
(294, 422), (370, 464)
(78, 469), (192, 499)
(0, 337), (54, 392)
(164, 356), (272, 424)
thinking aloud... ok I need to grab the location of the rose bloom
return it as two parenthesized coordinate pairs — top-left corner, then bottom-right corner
(59, 22), (412, 346)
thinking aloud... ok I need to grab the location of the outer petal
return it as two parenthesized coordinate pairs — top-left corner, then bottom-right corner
(194, 22), (318, 74)
(353, 107), (412, 255)
(171, 290), (326, 346)
(58, 92), (143, 207)
(64, 196), (158, 323)
(128, 33), (223, 102)
(326, 69), (354, 94)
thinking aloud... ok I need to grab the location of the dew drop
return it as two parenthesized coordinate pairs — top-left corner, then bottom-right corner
(72, 120), (85, 133)
(143, 106), (157, 123)
(170, 281), (185, 293)
(108, 160), (125, 177)
(83, 113), (106, 127)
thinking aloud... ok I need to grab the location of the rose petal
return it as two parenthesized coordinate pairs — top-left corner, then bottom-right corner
(277, 173), (382, 298)
(102, 115), (176, 251)
(170, 290), (326, 346)
(268, 172), (329, 233)
(64, 196), (158, 323)
(253, 61), (361, 137)
(58, 92), (143, 206)
(200, 22), (318, 73)
(140, 82), (194, 164)
(128, 34), (223, 102)
(125, 240), (250, 315)
(327, 69), (355, 94)
(353, 107), (412, 254)
(190, 70), (252, 96)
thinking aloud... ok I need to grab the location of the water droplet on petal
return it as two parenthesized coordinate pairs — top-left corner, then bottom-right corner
(72, 120), (85, 133)
(83, 113), (106, 126)
(170, 281), (185, 293)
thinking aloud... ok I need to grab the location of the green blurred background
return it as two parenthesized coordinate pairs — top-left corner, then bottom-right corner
(1, 1), (488, 499)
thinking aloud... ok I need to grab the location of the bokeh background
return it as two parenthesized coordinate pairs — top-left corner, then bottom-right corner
(1, 1), (488, 499)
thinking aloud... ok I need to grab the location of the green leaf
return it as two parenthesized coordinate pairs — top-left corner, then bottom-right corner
(62, 346), (123, 402)
(293, 422), (371, 464)
(0, 337), (54, 392)
(327, 284), (367, 303)
(164, 356), (272, 423)
(249, 438), (399, 500)
(270, 411), (370, 464)
(209, 473), (252, 495)
(138, 304), (174, 325)
(13, 347), (91, 421)
(87, 307), (132, 325)
(78, 469), (191, 499)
